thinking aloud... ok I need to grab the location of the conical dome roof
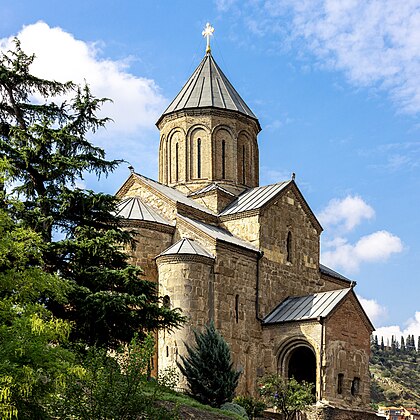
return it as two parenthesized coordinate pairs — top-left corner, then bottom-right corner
(157, 52), (259, 127)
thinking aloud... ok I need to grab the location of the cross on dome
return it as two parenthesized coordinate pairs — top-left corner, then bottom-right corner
(202, 22), (214, 54)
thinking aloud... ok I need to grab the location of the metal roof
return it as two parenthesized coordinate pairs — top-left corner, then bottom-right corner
(320, 264), (351, 283)
(158, 238), (214, 259)
(114, 197), (172, 225)
(263, 288), (351, 325)
(134, 173), (216, 216)
(177, 214), (259, 253)
(188, 183), (235, 197)
(220, 181), (291, 216)
(159, 52), (259, 124)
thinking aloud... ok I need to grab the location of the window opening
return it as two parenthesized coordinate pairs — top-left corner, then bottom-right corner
(337, 373), (344, 394)
(197, 138), (201, 178)
(175, 143), (179, 182)
(166, 346), (169, 357)
(235, 294), (239, 323)
(242, 145), (246, 184)
(351, 377), (360, 396)
(222, 140), (226, 179)
(163, 295), (170, 309)
(286, 231), (292, 262)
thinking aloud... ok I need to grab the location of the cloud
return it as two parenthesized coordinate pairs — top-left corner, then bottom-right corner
(216, 0), (420, 115)
(375, 312), (420, 347)
(322, 230), (403, 273)
(318, 195), (375, 233)
(0, 21), (166, 136)
(357, 295), (387, 326)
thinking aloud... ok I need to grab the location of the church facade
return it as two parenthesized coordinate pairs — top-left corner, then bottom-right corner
(115, 41), (374, 413)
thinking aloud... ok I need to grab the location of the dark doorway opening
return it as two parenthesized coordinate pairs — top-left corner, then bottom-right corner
(287, 346), (316, 385)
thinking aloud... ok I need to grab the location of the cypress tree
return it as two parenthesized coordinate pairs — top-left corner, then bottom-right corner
(177, 321), (241, 407)
(380, 336), (385, 351)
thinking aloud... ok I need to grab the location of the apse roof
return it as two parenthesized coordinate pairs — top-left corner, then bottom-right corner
(158, 238), (213, 259)
(263, 288), (352, 325)
(320, 264), (351, 284)
(114, 196), (172, 225)
(220, 181), (291, 216)
(158, 52), (259, 125)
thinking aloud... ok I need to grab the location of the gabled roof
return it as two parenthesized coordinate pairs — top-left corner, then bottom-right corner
(220, 181), (291, 216)
(320, 264), (352, 284)
(188, 183), (235, 197)
(177, 214), (259, 253)
(114, 196), (172, 226)
(158, 52), (259, 128)
(158, 238), (214, 259)
(263, 288), (352, 324)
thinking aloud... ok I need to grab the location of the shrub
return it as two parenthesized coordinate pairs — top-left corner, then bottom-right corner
(221, 402), (248, 418)
(233, 395), (266, 419)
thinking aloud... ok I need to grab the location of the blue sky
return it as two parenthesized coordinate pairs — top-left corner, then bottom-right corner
(1, 0), (420, 341)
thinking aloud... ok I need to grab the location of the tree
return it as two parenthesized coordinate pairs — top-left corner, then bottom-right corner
(259, 375), (315, 420)
(0, 41), (185, 348)
(177, 321), (241, 407)
(0, 208), (77, 419)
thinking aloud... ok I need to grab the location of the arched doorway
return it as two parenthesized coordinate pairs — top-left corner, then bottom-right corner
(287, 346), (316, 385)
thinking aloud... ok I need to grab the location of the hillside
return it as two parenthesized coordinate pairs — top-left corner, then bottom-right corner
(370, 336), (420, 407)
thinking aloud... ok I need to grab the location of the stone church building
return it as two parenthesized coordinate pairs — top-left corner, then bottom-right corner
(115, 35), (375, 415)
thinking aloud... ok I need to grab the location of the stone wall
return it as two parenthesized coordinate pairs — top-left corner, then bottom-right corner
(324, 294), (372, 409)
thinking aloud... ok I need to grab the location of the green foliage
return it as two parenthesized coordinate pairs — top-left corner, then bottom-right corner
(0, 210), (76, 419)
(0, 40), (185, 350)
(221, 402), (248, 418)
(52, 334), (174, 419)
(233, 395), (266, 419)
(158, 366), (180, 390)
(259, 375), (315, 420)
(177, 321), (241, 408)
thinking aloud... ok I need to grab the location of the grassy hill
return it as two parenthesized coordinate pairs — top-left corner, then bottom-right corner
(370, 336), (420, 408)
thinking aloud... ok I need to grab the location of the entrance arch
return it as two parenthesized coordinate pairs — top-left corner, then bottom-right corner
(287, 346), (316, 384)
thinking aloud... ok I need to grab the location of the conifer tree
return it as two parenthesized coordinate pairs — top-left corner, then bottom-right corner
(177, 321), (241, 407)
(380, 336), (385, 351)
(400, 336), (405, 352)
(0, 41), (184, 348)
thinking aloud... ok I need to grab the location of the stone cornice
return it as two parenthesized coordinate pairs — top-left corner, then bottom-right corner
(118, 219), (175, 234)
(156, 254), (214, 266)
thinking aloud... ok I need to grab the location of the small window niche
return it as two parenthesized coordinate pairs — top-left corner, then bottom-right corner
(286, 231), (293, 263)
(337, 373), (344, 395)
(163, 295), (171, 309)
(351, 377), (360, 396)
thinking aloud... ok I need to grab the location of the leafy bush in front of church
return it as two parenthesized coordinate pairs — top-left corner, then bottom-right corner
(221, 402), (248, 418)
(177, 321), (241, 408)
(233, 395), (266, 419)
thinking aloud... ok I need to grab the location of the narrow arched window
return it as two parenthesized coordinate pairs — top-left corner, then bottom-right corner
(286, 231), (292, 263)
(351, 377), (360, 396)
(235, 294), (239, 323)
(175, 143), (179, 182)
(337, 373), (344, 394)
(242, 144), (246, 184)
(222, 140), (226, 179)
(197, 138), (201, 178)
(163, 295), (170, 309)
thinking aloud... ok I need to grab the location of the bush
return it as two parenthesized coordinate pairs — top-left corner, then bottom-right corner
(221, 402), (248, 418)
(233, 395), (266, 419)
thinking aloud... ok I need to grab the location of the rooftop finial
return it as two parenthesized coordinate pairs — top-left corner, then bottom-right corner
(202, 22), (214, 54)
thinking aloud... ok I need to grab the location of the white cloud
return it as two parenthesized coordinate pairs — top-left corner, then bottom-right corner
(357, 295), (387, 326)
(322, 230), (403, 273)
(0, 22), (166, 136)
(375, 311), (420, 347)
(318, 195), (375, 233)
(217, 0), (420, 114)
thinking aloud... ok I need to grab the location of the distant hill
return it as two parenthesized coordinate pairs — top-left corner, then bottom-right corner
(370, 335), (420, 407)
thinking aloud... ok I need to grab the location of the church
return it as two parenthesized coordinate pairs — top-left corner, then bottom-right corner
(115, 24), (375, 416)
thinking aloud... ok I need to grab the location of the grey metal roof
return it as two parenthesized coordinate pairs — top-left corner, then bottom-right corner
(114, 197), (172, 225)
(320, 264), (351, 284)
(158, 238), (214, 259)
(220, 181), (291, 216)
(177, 214), (259, 253)
(159, 53), (258, 123)
(188, 183), (235, 197)
(134, 173), (216, 216)
(263, 288), (351, 325)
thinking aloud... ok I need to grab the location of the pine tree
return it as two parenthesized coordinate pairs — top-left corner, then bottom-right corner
(0, 41), (185, 348)
(177, 321), (241, 407)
